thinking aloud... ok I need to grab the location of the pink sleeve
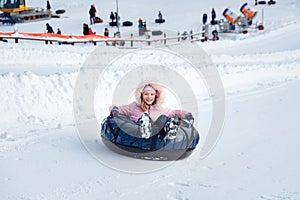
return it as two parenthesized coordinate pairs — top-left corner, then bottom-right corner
(164, 108), (190, 119)
(109, 104), (130, 116)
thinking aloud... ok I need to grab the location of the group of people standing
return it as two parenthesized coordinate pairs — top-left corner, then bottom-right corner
(88, 4), (110, 36)
(45, 23), (61, 44)
(46, 23), (61, 34)
(44, 4), (166, 38)
(110, 11), (119, 23)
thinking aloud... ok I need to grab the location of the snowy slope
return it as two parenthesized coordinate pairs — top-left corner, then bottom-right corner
(1, 0), (300, 199)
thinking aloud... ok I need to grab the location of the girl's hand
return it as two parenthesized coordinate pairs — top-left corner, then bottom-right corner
(111, 106), (119, 116)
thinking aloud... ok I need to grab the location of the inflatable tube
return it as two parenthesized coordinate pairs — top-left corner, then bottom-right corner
(268, 0), (276, 5)
(152, 30), (163, 36)
(122, 21), (133, 26)
(155, 19), (165, 24)
(109, 21), (118, 27)
(94, 17), (103, 23)
(100, 115), (200, 161)
(258, 1), (267, 4)
(55, 9), (66, 14)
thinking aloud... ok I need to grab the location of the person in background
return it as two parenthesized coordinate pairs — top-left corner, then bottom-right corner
(88, 27), (95, 35)
(89, 4), (97, 24)
(46, 23), (54, 33)
(56, 28), (61, 34)
(110, 11), (115, 23)
(114, 12), (120, 26)
(158, 11), (163, 20)
(45, 23), (54, 44)
(211, 8), (216, 25)
(46, 0), (51, 10)
(83, 23), (90, 35)
(138, 18), (144, 36)
(104, 28), (109, 37)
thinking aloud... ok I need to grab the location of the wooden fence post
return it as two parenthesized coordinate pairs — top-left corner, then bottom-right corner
(147, 35), (151, 46)
(130, 33), (133, 47)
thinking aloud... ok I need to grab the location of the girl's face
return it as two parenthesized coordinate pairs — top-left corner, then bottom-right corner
(142, 90), (156, 105)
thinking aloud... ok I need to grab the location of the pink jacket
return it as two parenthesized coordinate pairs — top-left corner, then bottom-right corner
(110, 101), (189, 122)
(109, 81), (191, 121)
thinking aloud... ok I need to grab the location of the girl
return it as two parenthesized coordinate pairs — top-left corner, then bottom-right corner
(110, 81), (194, 140)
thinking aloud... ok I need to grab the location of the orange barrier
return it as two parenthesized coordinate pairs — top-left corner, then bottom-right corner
(240, 3), (257, 20)
(0, 31), (111, 45)
(223, 8), (240, 24)
(1, 31), (205, 46)
(0, 32), (14, 36)
(0, 31), (109, 39)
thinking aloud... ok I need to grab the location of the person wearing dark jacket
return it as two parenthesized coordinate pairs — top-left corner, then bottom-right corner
(83, 23), (90, 35)
(46, 23), (54, 33)
(104, 28), (109, 37)
(45, 23), (54, 44)
(110, 11), (115, 23)
(56, 28), (61, 34)
(211, 8), (216, 25)
(158, 11), (163, 20)
(89, 5), (97, 24)
(115, 12), (120, 25)
(46, 0), (51, 10)
(211, 8), (216, 20)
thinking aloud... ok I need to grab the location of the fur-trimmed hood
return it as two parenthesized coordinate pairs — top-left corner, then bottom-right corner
(134, 81), (165, 106)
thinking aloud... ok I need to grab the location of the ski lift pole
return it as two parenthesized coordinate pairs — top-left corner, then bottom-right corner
(116, 0), (120, 32)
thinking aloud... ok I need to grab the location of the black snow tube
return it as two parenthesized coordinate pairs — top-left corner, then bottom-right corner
(109, 21), (118, 27)
(100, 115), (200, 161)
(155, 19), (165, 24)
(152, 30), (163, 36)
(122, 21), (133, 26)
(258, 1), (267, 4)
(55, 9), (66, 14)
(268, 0), (276, 5)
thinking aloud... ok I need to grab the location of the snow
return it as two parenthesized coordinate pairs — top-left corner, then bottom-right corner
(1, 0), (300, 199)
